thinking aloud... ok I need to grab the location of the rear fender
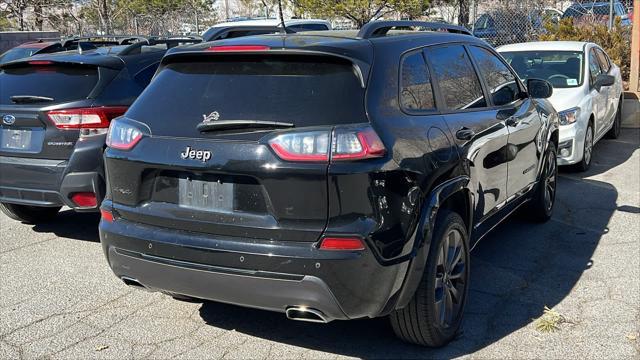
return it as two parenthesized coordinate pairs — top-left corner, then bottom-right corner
(391, 175), (471, 311)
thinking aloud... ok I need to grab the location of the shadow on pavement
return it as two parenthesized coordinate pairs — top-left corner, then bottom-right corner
(561, 128), (639, 177)
(197, 129), (640, 357)
(198, 173), (618, 358)
(30, 209), (100, 242)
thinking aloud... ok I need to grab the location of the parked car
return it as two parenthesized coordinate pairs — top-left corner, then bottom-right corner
(562, 1), (632, 26)
(498, 41), (623, 171)
(472, 8), (560, 46)
(0, 37), (201, 223)
(0, 35), (147, 65)
(202, 18), (331, 41)
(99, 21), (559, 347)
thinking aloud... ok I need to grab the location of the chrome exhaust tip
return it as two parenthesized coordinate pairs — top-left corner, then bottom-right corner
(285, 306), (329, 323)
(121, 276), (146, 289)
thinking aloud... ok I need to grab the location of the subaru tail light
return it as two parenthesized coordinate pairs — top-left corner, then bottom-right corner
(268, 126), (386, 163)
(70, 192), (97, 208)
(106, 119), (143, 151)
(47, 107), (128, 137)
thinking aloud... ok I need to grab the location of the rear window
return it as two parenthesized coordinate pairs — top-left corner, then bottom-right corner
(0, 65), (99, 105)
(0, 48), (40, 64)
(127, 55), (367, 136)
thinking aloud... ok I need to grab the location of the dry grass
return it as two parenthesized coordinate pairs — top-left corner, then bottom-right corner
(533, 306), (567, 333)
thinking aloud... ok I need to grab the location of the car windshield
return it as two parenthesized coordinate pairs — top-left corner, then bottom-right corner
(0, 48), (40, 64)
(500, 51), (584, 88)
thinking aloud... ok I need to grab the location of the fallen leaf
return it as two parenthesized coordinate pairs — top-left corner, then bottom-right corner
(95, 345), (109, 352)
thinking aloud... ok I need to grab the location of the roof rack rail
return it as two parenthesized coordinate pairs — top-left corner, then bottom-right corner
(357, 21), (472, 39)
(116, 37), (202, 56)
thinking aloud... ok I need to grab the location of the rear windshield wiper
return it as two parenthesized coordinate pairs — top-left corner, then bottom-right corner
(197, 120), (295, 132)
(10, 95), (55, 104)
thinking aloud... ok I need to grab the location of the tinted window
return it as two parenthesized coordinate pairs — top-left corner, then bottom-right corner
(0, 48), (40, 64)
(469, 46), (520, 106)
(595, 48), (610, 73)
(400, 51), (435, 111)
(588, 49), (602, 84)
(134, 63), (159, 87)
(127, 56), (366, 137)
(288, 24), (329, 31)
(0, 65), (98, 105)
(427, 45), (486, 110)
(500, 51), (584, 88)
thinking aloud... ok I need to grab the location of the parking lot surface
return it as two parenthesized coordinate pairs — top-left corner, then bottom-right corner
(1, 129), (639, 359)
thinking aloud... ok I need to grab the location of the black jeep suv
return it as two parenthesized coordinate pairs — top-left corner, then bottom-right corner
(99, 21), (559, 346)
(0, 38), (200, 223)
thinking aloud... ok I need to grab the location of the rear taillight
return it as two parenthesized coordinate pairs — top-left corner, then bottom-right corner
(100, 208), (114, 222)
(331, 127), (386, 161)
(47, 107), (128, 133)
(268, 126), (386, 163)
(207, 45), (271, 52)
(70, 192), (97, 208)
(106, 119), (143, 151)
(319, 237), (366, 251)
(269, 131), (330, 162)
(28, 60), (54, 65)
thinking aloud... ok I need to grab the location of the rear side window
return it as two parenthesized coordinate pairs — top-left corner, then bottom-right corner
(127, 56), (367, 137)
(400, 51), (435, 112)
(427, 45), (486, 111)
(0, 65), (99, 105)
(288, 24), (329, 31)
(468, 46), (521, 106)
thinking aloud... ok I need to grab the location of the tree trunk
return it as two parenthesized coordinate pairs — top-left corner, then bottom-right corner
(34, 1), (43, 31)
(99, 0), (110, 34)
(458, 0), (470, 28)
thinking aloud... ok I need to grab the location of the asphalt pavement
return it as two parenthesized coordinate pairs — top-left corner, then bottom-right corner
(1, 129), (638, 359)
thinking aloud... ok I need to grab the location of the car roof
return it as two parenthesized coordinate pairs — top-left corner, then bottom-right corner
(497, 41), (589, 52)
(211, 18), (331, 28)
(568, 1), (621, 7)
(168, 30), (482, 65)
(0, 39), (195, 70)
(15, 41), (59, 49)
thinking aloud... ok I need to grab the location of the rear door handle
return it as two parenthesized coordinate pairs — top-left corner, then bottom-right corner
(456, 127), (475, 141)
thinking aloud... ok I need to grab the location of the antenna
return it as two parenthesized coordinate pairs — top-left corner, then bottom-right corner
(277, 0), (286, 34)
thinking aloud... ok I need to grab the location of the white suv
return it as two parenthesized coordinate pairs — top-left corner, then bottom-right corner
(202, 18), (332, 41)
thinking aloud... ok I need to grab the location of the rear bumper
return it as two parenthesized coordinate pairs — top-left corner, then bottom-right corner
(0, 156), (67, 207)
(108, 247), (348, 321)
(0, 136), (106, 211)
(99, 212), (408, 320)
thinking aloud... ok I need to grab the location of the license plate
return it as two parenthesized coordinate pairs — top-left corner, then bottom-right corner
(1, 129), (32, 150)
(178, 177), (234, 212)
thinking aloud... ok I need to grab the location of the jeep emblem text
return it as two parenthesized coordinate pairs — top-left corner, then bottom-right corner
(180, 146), (212, 162)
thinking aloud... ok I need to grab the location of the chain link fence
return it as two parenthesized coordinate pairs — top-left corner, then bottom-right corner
(467, 0), (634, 47)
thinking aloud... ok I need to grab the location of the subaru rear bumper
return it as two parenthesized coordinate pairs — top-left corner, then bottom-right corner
(99, 210), (408, 321)
(0, 136), (106, 211)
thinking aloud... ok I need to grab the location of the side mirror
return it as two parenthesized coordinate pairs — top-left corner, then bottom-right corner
(527, 78), (553, 99)
(595, 74), (615, 88)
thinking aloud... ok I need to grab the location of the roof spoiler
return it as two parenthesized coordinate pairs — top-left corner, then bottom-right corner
(357, 21), (472, 38)
(160, 48), (369, 88)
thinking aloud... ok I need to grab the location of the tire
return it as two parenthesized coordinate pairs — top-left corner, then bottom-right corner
(527, 143), (557, 223)
(576, 122), (594, 172)
(0, 202), (60, 224)
(605, 98), (622, 139)
(390, 210), (470, 347)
